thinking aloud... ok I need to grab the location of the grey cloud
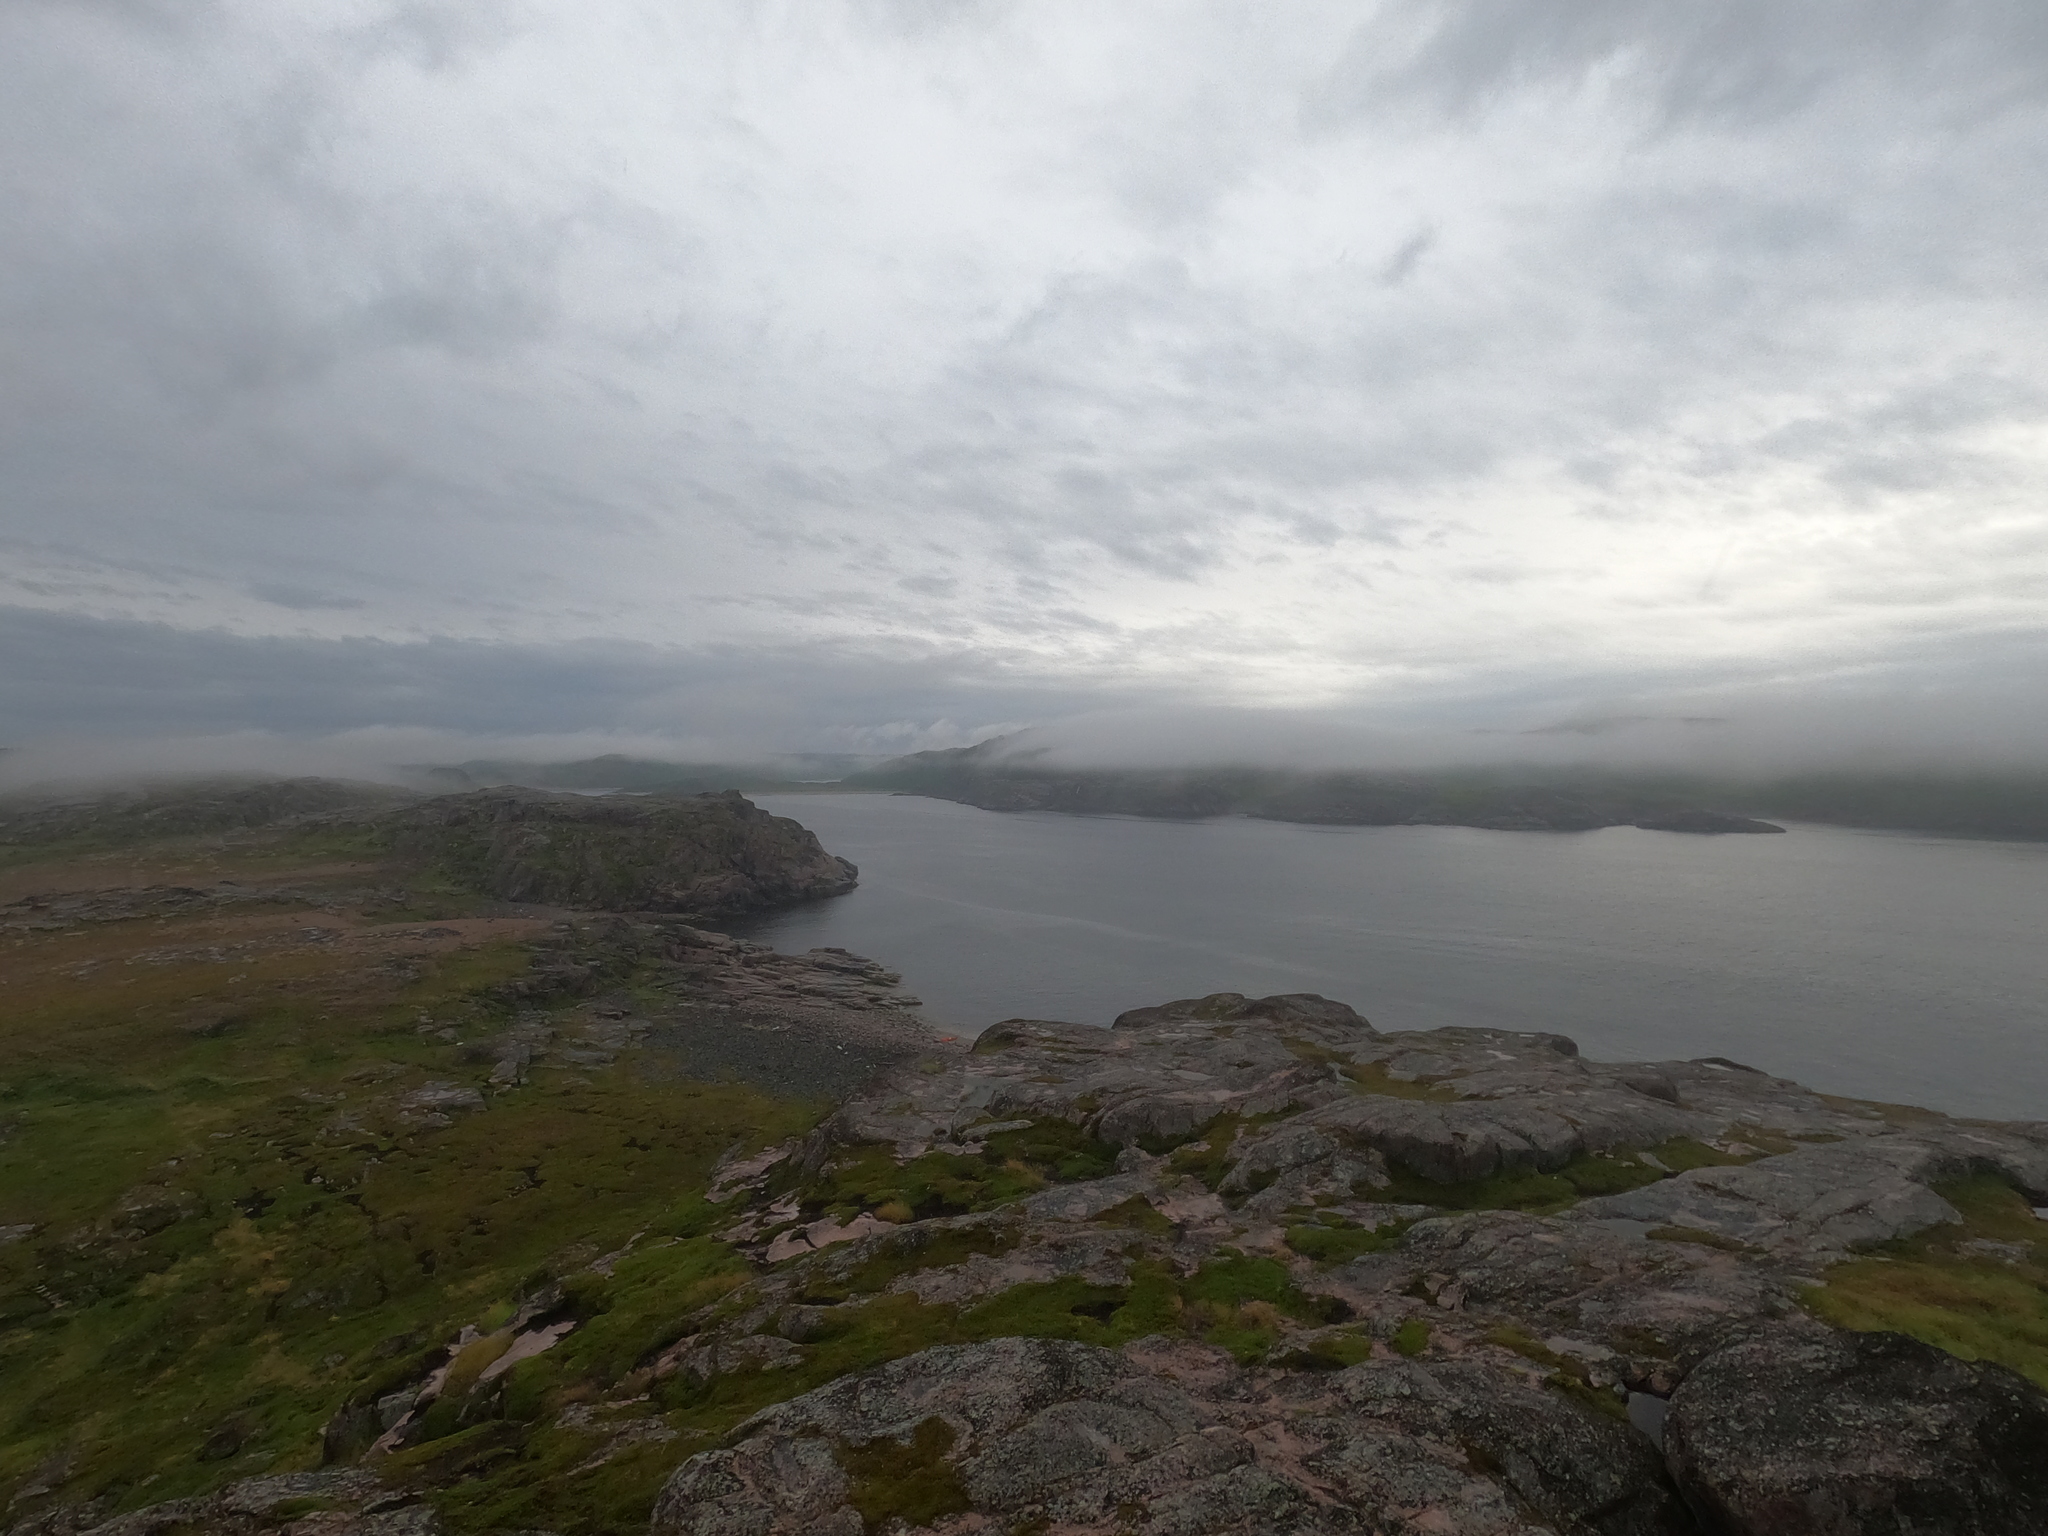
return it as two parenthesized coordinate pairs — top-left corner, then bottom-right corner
(1379, 225), (1436, 285)
(1321, 1), (2048, 130)
(0, 605), (1172, 750)
(2, 2), (2046, 763)
(1004, 630), (2048, 777)
(247, 583), (369, 612)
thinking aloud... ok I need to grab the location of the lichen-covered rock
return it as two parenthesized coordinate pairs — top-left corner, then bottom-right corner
(1665, 1325), (2048, 1534)
(1580, 1138), (1981, 1255)
(380, 787), (858, 915)
(653, 1339), (1208, 1536)
(1308, 1357), (1694, 1535)
(652, 1317), (2048, 1534)
(651, 1337), (1682, 1536)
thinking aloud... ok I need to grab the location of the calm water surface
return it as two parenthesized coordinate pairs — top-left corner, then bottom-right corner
(729, 793), (2048, 1120)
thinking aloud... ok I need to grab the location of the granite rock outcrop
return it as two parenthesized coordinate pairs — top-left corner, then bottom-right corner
(651, 992), (2048, 1536)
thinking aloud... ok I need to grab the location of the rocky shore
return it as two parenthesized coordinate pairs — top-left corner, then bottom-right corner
(651, 992), (2048, 1535)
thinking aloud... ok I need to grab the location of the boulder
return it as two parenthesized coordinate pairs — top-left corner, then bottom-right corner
(1665, 1326), (2048, 1534)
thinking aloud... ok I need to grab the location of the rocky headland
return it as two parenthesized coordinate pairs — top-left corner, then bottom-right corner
(2, 781), (2045, 1536)
(378, 787), (859, 916)
(0, 779), (859, 919)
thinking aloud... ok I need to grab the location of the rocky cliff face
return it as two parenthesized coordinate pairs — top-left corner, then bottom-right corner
(381, 787), (858, 916)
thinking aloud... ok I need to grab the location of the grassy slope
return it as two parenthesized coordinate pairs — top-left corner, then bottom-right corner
(1804, 1172), (2048, 1389)
(0, 828), (829, 1534)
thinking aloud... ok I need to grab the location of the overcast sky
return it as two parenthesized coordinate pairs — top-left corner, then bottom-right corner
(5, 1), (2047, 772)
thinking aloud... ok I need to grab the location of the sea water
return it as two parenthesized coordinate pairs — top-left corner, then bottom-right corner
(729, 792), (2048, 1120)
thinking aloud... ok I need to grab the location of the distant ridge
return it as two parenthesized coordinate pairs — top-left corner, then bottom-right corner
(848, 742), (2048, 840)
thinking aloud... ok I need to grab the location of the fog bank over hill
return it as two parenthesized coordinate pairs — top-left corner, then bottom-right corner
(11, 675), (2048, 844)
(942, 683), (2048, 778)
(0, 730), (895, 800)
(849, 687), (2048, 840)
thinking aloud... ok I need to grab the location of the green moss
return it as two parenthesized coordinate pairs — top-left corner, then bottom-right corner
(1162, 1116), (1243, 1190)
(1276, 1331), (1374, 1370)
(1390, 1318), (1431, 1357)
(1284, 1216), (1408, 1265)
(1483, 1322), (1624, 1421)
(1483, 1324), (1566, 1371)
(836, 1417), (970, 1533)
(1357, 1148), (1670, 1213)
(798, 1119), (1116, 1222)
(1545, 1372), (1630, 1422)
(1338, 1062), (1459, 1101)
(1358, 1159), (1570, 1212)
(1088, 1196), (1176, 1235)
(1649, 1136), (1758, 1172)
(983, 1120), (1118, 1185)
(1181, 1251), (1344, 1360)
(1802, 1172), (2048, 1388)
(1282, 1039), (1456, 1101)
(1183, 1252), (1298, 1311)
(1554, 1154), (1666, 1197)
(958, 1276), (1136, 1341)
(423, 1425), (682, 1536)
(838, 1221), (1023, 1294)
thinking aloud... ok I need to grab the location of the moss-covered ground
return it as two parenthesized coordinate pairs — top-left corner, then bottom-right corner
(1342, 1136), (1756, 1216)
(1803, 1172), (2048, 1389)
(792, 1118), (1118, 1222)
(0, 840), (830, 1535)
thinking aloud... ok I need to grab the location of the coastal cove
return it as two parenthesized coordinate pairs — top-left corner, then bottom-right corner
(732, 792), (2048, 1122)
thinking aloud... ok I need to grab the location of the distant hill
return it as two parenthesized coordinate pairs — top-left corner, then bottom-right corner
(849, 743), (2048, 840)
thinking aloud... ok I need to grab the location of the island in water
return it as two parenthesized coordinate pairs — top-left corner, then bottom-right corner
(0, 779), (2042, 1536)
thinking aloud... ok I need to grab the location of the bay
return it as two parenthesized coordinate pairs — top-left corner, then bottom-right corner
(728, 792), (2048, 1120)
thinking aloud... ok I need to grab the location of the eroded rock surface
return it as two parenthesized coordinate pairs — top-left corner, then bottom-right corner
(1666, 1326), (2048, 1534)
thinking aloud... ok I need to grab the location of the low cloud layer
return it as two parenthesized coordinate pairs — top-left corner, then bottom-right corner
(5, 2), (2046, 772)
